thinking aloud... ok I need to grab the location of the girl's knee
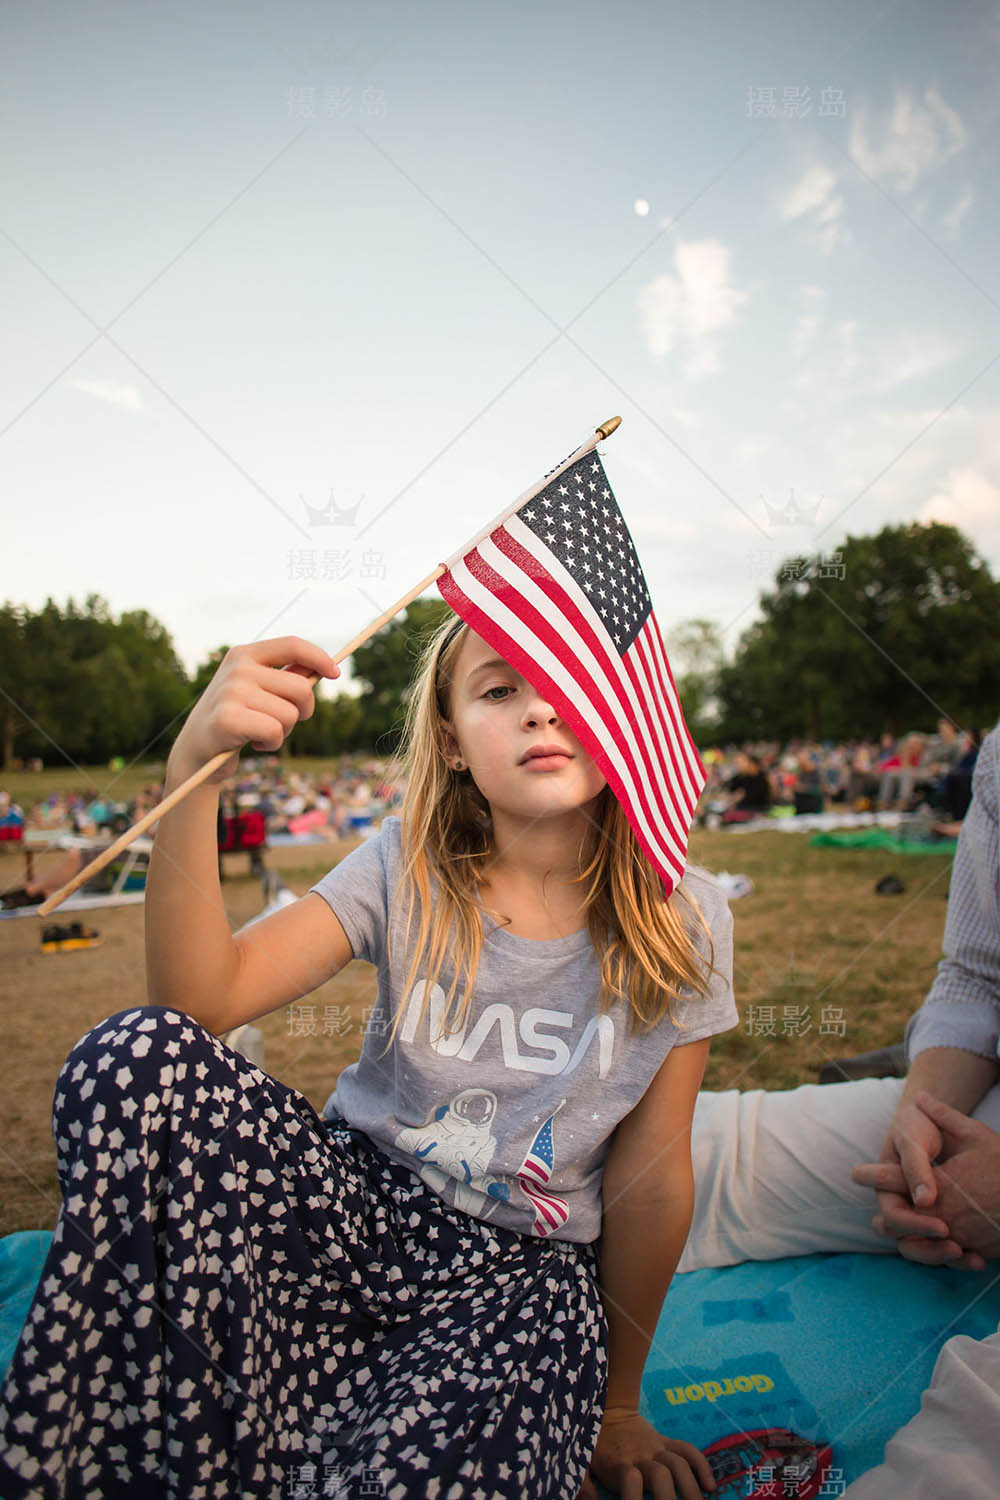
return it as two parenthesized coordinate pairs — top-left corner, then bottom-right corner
(61, 1004), (203, 1067)
(53, 1006), (216, 1129)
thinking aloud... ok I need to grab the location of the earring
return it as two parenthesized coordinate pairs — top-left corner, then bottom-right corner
(454, 759), (466, 772)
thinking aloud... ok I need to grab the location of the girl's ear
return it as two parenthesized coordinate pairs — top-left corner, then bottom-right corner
(439, 721), (461, 761)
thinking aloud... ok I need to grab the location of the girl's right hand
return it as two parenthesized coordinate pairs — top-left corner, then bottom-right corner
(168, 636), (341, 787)
(578, 1409), (716, 1498)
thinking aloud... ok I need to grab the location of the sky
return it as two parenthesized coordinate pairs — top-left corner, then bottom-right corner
(3, 0), (999, 695)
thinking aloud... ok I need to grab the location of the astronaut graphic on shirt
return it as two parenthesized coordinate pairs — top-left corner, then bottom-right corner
(394, 1088), (512, 1218)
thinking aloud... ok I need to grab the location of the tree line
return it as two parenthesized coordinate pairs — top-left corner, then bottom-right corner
(0, 595), (451, 770)
(3, 522), (998, 772)
(672, 521), (999, 743)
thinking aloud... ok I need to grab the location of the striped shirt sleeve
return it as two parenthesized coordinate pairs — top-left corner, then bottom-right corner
(904, 724), (1000, 1063)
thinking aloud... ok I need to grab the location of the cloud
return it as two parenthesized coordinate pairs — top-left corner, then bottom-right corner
(793, 319), (959, 397)
(629, 512), (699, 542)
(985, 2), (1000, 49)
(848, 84), (967, 193)
(941, 183), (974, 239)
(836, 320), (859, 381)
(781, 163), (838, 219)
(71, 378), (143, 412)
(636, 239), (748, 379)
(790, 286), (827, 360)
(806, 403), (987, 541)
(613, 449), (704, 538)
(788, 316), (857, 394)
(865, 333), (962, 394)
(738, 438), (770, 465)
(907, 418), (1000, 572)
(791, 313), (822, 360)
(778, 163), (847, 256)
(918, 464), (1000, 550)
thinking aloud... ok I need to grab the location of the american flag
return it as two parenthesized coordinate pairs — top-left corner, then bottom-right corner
(437, 439), (705, 895)
(516, 1108), (569, 1237)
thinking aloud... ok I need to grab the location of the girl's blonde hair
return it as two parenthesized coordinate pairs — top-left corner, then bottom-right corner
(375, 611), (714, 1059)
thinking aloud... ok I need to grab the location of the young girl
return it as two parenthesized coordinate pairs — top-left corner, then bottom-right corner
(0, 616), (736, 1500)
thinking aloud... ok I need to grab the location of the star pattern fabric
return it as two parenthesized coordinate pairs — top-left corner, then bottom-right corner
(518, 461), (651, 655)
(0, 1007), (607, 1498)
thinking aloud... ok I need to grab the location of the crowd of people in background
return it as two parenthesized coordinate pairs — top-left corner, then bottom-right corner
(0, 721), (985, 875)
(0, 756), (408, 907)
(217, 758), (405, 841)
(0, 756), (407, 854)
(702, 718), (984, 832)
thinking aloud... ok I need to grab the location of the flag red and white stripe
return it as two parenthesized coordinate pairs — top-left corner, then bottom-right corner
(437, 433), (705, 895)
(515, 1107), (569, 1237)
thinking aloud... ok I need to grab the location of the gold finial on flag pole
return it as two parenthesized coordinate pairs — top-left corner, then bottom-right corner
(596, 416), (621, 439)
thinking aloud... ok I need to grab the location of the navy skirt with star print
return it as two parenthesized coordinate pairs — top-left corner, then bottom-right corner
(0, 1006), (608, 1499)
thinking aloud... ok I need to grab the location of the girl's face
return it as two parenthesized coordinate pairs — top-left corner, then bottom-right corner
(441, 629), (607, 825)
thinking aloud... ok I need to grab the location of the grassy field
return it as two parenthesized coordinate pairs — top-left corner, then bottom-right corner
(0, 754), (372, 811)
(0, 824), (955, 1235)
(1, 760), (169, 808)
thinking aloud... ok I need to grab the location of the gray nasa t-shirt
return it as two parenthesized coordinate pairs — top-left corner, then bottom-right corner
(309, 817), (737, 1243)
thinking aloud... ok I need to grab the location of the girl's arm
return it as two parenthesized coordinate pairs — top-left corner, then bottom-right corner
(145, 638), (352, 1035)
(580, 1038), (716, 1499)
(599, 1036), (709, 1410)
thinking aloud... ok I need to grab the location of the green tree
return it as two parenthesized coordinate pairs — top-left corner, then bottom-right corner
(664, 618), (725, 740)
(350, 598), (453, 753)
(0, 604), (30, 771)
(17, 598), (84, 764)
(715, 522), (1000, 741)
(190, 646), (230, 700)
(289, 692), (365, 756)
(116, 609), (191, 747)
(2, 596), (190, 765)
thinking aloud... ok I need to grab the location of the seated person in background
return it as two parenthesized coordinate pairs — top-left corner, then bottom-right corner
(721, 750), (772, 822)
(932, 728), (983, 836)
(822, 742), (850, 803)
(791, 747), (825, 813)
(877, 732), (925, 811)
(2, 845), (90, 908)
(0, 791), (24, 836)
(923, 717), (964, 781)
(847, 740), (880, 808)
(28, 794), (65, 831)
(875, 731), (897, 768)
(86, 796), (111, 829)
(683, 719), (1000, 1497)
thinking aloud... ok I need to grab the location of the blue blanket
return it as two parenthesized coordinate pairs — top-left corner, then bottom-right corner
(4, 1233), (999, 1495)
(619, 1252), (1000, 1496)
(0, 1232), (53, 1381)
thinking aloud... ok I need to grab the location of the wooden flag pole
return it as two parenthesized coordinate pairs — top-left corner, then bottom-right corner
(36, 563), (446, 916)
(38, 416), (622, 917)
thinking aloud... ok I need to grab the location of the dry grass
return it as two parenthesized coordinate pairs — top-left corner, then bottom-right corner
(687, 830), (953, 1092)
(0, 828), (954, 1235)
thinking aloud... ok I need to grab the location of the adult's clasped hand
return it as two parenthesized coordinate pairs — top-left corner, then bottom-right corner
(852, 1090), (1000, 1271)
